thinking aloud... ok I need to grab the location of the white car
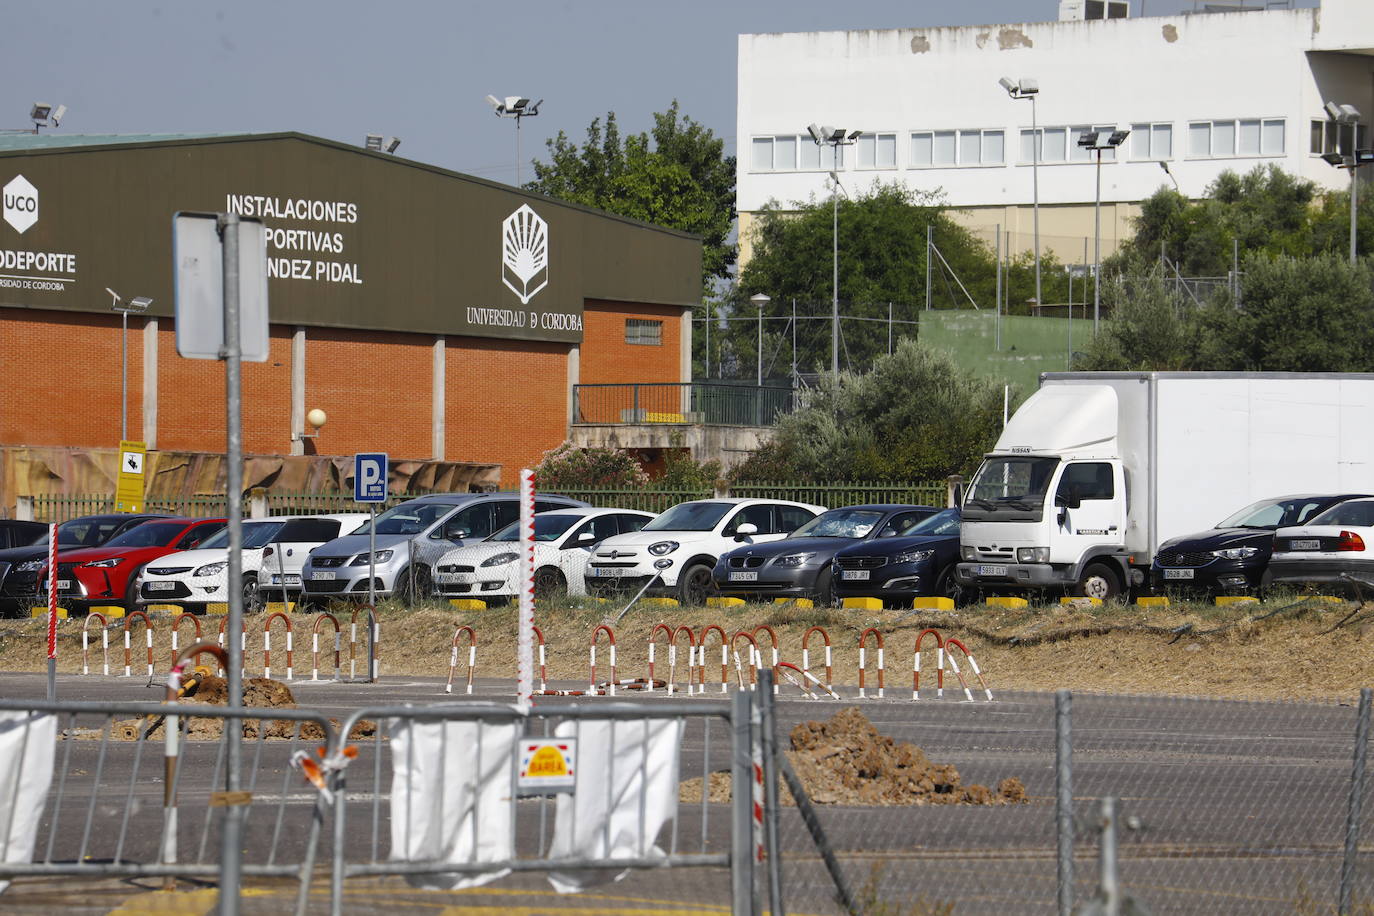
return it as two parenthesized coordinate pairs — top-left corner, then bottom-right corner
(1268, 497), (1374, 591)
(137, 514), (367, 610)
(433, 507), (655, 601)
(584, 498), (825, 605)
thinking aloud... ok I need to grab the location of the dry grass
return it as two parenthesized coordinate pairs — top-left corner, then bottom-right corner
(4, 592), (1374, 700)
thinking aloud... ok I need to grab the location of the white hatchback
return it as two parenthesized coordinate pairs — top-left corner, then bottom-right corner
(137, 514), (368, 610)
(433, 507), (656, 601)
(1269, 497), (1374, 591)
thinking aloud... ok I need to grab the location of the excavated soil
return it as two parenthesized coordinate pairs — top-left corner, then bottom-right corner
(680, 707), (1027, 807)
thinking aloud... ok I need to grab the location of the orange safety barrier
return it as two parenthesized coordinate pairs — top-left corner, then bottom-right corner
(731, 630), (760, 691)
(943, 637), (993, 702)
(913, 628), (945, 700)
(775, 660), (841, 700)
(752, 625), (781, 694)
(82, 612), (109, 677)
(646, 624), (694, 695)
(311, 613), (342, 682)
(858, 628), (885, 699)
(532, 625), (548, 693)
(589, 624), (617, 695)
(169, 614), (203, 673)
(123, 611), (154, 678)
(672, 625), (697, 696)
(647, 623), (674, 691)
(264, 612), (294, 680)
(217, 616), (247, 678)
(801, 626), (833, 697)
(446, 625), (477, 695)
(350, 606), (380, 682)
(697, 624), (729, 693)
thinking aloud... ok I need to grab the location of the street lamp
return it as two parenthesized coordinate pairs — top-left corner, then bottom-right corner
(807, 124), (861, 375)
(750, 293), (770, 386)
(107, 288), (153, 442)
(30, 102), (65, 133)
(1077, 128), (1130, 333)
(364, 134), (401, 154)
(1000, 77), (1041, 310)
(486, 95), (542, 186)
(1323, 102), (1366, 264)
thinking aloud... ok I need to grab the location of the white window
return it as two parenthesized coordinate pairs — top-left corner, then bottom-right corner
(1190, 119), (1285, 158)
(856, 132), (897, 169)
(1130, 123), (1173, 160)
(983, 130), (1005, 164)
(914, 129), (1003, 167)
(751, 135), (800, 171)
(1262, 119), (1285, 155)
(1021, 127), (1068, 163)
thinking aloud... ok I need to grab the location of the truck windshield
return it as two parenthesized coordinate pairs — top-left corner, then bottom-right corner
(963, 457), (1059, 521)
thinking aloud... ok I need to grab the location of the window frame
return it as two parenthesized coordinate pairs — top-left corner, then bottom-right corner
(909, 127), (1005, 169)
(625, 318), (663, 347)
(1190, 118), (1286, 159)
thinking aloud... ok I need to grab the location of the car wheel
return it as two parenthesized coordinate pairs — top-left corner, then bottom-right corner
(811, 567), (835, 607)
(123, 565), (145, 610)
(242, 575), (264, 614)
(677, 564), (718, 607)
(393, 564), (432, 607)
(935, 565), (964, 607)
(533, 567), (567, 601)
(1076, 562), (1121, 602)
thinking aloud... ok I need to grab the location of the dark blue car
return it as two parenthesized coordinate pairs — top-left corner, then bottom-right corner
(712, 504), (940, 605)
(832, 507), (962, 607)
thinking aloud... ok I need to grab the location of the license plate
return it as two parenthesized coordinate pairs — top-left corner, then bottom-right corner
(436, 572), (476, 584)
(729, 571), (758, 582)
(594, 567), (629, 577)
(310, 571), (336, 581)
(1163, 568), (1194, 580)
(282, 574), (301, 586)
(147, 581), (176, 591)
(841, 569), (870, 581)
(1291, 539), (1321, 550)
(56, 579), (71, 590)
(976, 565), (1008, 577)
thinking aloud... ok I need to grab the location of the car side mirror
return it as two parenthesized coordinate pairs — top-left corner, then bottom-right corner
(734, 522), (758, 541)
(577, 531), (595, 543)
(445, 525), (471, 541)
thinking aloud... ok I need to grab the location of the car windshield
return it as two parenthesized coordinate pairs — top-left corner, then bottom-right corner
(101, 522), (186, 549)
(199, 522), (284, 550)
(1217, 497), (1343, 530)
(962, 457), (1059, 521)
(1309, 500), (1374, 528)
(790, 508), (886, 539)
(907, 508), (961, 536)
(642, 501), (734, 532)
(490, 515), (581, 542)
(353, 502), (457, 536)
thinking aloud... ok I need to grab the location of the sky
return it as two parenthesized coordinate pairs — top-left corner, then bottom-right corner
(8, 0), (1317, 187)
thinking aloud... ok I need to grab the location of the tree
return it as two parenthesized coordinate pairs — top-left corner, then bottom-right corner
(1075, 272), (1202, 371)
(528, 102), (735, 292)
(731, 340), (1008, 483)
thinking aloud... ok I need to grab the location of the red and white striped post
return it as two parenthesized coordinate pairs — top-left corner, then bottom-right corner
(516, 468), (536, 706)
(46, 523), (58, 700)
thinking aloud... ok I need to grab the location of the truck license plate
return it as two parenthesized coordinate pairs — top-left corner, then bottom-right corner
(1291, 539), (1321, 550)
(1163, 568), (1194, 580)
(729, 571), (758, 582)
(841, 570), (870, 581)
(310, 571), (336, 581)
(976, 565), (1008, 577)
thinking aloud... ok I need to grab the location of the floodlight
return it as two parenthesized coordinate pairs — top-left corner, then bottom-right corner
(505, 97), (530, 111)
(1326, 101), (1343, 121)
(1077, 131), (1100, 148)
(50, 105), (66, 126)
(1323, 151), (1348, 166)
(1107, 129), (1130, 147)
(384, 137), (401, 153)
(129, 296), (153, 311)
(1357, 149), (1374, 165)
(998, 77), (1017, 95)
(1340, 104), (1362, 123)
(847, 129), (862, 140)
(807, 123), (823, 144)
(364, 134), (383, 151)
(485, 94), (502, 108)
(29, 103), (51, 122)
(1017, 78), (1039, 95)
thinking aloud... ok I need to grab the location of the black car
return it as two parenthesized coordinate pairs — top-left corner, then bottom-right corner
(0, 520), (47, 549)
(0, 513), (170, 615)
(833, 507), (963, 607)
(712, 504), (940, 605)
(1151, 493), (1369, 595)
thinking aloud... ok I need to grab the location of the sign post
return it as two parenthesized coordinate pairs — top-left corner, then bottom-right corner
(354, 453), (388, 611)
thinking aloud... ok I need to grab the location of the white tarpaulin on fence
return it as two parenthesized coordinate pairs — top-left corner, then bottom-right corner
(0, 712), (55, 894)
(388, 718), (519, 890)
(547, 717), (685, 894)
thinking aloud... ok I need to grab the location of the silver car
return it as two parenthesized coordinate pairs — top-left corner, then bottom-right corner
(299, 493), (587, 604)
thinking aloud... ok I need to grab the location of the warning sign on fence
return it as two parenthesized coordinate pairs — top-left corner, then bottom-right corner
(517, 738), (576, 794)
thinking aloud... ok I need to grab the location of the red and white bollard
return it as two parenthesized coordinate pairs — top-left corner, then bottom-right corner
(913, 628), (944, 700)
(858, 628), (885, 699)
(311, 613), (341, 682)
(169, 613), (203, 673)
(263, 612), (293, 680)
(590, 624), (616, 695)
(698, 624), (729, 694)
(944, 637), (993, 702)
(123, 611), (155, 678)
(801, 626), (833, 698)
(446, 625), (477, 695)
(82, 612), (110, 677)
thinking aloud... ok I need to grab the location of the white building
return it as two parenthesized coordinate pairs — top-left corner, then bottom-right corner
(736, 0), (1374, 267)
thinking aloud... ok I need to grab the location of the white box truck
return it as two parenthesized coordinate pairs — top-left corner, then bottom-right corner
(954, 372), (1374, 599)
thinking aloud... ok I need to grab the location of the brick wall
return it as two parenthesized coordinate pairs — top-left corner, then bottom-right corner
(580, 300), (687, 386)
(304, 327), (432, 461)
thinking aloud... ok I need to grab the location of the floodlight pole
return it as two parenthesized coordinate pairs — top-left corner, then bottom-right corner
(1031, 93), (1041, 311)
(120, 308), (129, 441)
(1351, 163), (1359, 265)
(1094, 146), (1103, 333)
(832, 184), (839, 374)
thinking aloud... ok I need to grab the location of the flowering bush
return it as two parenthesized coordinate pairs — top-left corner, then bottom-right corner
(534, 442), (650, 490)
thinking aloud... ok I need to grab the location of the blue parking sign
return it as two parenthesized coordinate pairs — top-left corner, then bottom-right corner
(354, 453), (388, 503)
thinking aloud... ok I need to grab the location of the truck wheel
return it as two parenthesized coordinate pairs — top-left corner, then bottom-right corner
(1076, 563), (1121, 601)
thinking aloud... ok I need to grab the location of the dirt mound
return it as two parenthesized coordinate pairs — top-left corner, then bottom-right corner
(194, 675), (296, 708)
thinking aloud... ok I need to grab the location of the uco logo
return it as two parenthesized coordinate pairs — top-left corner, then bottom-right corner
(3, 175), (38, 234)
(501, 204), (548, 304)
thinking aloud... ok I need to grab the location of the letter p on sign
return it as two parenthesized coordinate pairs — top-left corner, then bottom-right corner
(355, 453), (388, 503)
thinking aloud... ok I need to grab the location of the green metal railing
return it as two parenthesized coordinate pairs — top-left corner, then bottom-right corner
(572, 382), (799, 427)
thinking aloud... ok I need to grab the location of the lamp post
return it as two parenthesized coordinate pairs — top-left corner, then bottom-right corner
(1323, 102), (1366, 264)
(807, 124), (861, 375)
(999, 77), (1041, 310)
(1077, 129), (1130, 333)
(750, 293), (770, 387)
(486, 95), (542, 186)
(107, 288), (153, 442)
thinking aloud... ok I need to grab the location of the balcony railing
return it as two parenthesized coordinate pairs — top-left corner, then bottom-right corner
(572, 382), (798, 427)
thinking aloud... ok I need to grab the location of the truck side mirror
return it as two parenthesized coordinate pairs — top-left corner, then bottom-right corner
(1057, 508), (1069, 528)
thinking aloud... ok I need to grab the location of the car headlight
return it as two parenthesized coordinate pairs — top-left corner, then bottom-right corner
(773, 552), (815, 569)
(960, 545), (977, 561)
(481, 552), (519, 568)
(350, 550), (394, 566)
(894, 548), (936, 564)
(1016, 547), (1050, 564)
(194, 561), (228, 577)
(15, 559), (43, 572)
(648, 541), (679, 556)
(82, 557), (124, 568)
(1212, 546), (1260, 561)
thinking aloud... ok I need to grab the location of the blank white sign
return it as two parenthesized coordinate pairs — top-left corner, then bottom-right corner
(172, 212), (269, 361)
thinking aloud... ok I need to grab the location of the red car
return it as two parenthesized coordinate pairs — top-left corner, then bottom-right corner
(42, 517), (226, 610)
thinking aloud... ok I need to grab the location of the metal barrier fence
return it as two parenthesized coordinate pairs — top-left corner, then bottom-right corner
(572, 382), (799, 427)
